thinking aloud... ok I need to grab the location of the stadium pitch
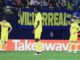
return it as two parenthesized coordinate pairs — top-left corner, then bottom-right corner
(0, 51), (80, 60)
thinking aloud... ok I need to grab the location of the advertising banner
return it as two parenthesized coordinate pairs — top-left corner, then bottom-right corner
(3, 39), (80, 51)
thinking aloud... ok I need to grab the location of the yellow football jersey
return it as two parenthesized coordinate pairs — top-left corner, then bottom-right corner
(0, 22), (12, 33)
(34, 12), (42, 32)
(70, 22), (80, 34)
(69, 22), (80, 41)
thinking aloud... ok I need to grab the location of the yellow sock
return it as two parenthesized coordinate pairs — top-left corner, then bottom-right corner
(69, 42), (72, 51)
(75, 43), (77, 51)
(36, 41), (42, 52)
(0, 42), (3, 50)
(4, 43), (7, 50)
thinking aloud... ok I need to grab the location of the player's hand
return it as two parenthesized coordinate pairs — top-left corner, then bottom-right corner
(32, 29), (35, 34)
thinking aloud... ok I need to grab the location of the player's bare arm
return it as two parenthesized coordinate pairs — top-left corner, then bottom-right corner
(8, 27), (12, 33)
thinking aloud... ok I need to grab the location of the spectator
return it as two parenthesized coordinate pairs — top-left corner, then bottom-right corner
(37, 0), (40, 6)
(61, 0), (66, 7)
(11, 1), (18, 14)
(48, 0), (50, 5)
(21, 0), (27, 8)
(26, 0), (30, 8)
(72, 0), (79, 10)
(21, 3), (27, 9)
(15, 0), (22, 7)
(11, 1), (18, 9)
(51, 0), (60, 10)
(61, 0), (66, 5)
(40, 0), (48, 9)
(78, 1), (80, 11)
(39, 3), (44, 9)
(30, 0), (38, 8)
(49, 3), (54, 10)
(66, 0), (73, 10)
(60, 0), (66, 9)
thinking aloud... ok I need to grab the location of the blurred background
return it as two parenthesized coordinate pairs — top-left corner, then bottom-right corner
(0, 0), (80, 16)
(0, 0), (80, 40)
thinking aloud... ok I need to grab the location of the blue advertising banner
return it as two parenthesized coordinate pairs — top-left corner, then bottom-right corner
(18, 9), (80, 29)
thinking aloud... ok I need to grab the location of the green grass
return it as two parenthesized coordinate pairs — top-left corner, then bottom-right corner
(0, 51), (80, 60)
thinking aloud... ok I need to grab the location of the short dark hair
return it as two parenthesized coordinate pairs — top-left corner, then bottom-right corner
(3, 17), (6, 20)
(72, 17), (76, 20)
(34, 6), (40, 12)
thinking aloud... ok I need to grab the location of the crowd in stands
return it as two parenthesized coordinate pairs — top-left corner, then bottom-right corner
(29, 0), (80, 11)
(0, 0), (80, 10)
(0, 0), (80, 16)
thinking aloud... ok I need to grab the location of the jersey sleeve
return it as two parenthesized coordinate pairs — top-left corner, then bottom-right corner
(0, 21), (2, 24)
(36, 14), (41, 21)
(36, 16), (41, 21)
